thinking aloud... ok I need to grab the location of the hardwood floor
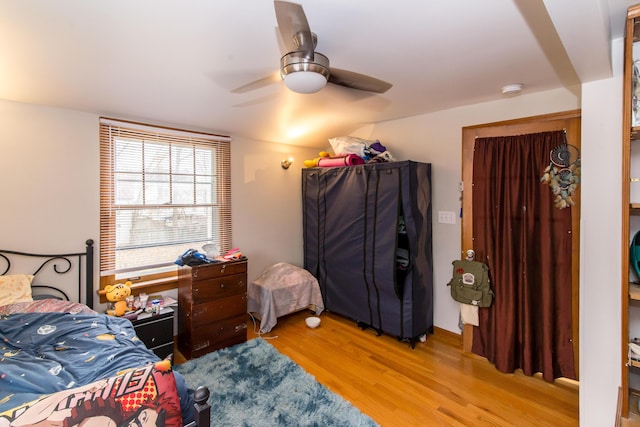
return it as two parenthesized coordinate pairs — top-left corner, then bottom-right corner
(175, 310), (579, 426)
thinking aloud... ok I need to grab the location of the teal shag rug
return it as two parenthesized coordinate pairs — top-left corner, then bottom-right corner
(175, 338), (378, 426)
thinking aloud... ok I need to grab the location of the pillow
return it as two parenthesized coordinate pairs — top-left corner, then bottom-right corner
(328, 136), (372, 157)
(0, 274), (34, 306)
(0, 360), (183, 426)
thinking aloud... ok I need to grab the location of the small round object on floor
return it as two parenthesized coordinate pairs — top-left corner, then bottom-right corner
(305, 316), (321, 328)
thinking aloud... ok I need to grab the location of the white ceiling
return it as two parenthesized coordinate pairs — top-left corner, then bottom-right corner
(0, 0), (636, 147)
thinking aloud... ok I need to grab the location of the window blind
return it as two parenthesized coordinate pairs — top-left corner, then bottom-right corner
(99, 118), (231, 289)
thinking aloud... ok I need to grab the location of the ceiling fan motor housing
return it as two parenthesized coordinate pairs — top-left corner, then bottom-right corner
(280, 51), (330, 93)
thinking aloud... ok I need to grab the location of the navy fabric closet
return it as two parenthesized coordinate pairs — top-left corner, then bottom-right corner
(302, 160), (433, 345)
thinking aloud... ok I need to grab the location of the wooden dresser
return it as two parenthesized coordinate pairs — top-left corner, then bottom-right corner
(177, 258), (248, 359)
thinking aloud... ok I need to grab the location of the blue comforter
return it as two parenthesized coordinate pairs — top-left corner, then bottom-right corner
(0, 312), (162, 414)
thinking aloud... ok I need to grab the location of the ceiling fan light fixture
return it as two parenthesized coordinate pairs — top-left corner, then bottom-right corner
(281, 51), (330, 94)
(283, 71), (327, 94)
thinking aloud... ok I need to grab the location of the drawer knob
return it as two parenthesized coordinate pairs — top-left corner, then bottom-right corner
(220, 283), (225, 288)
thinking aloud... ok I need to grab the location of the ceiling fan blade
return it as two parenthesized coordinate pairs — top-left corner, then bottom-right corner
(231, 72), (281, 94)
(274, 1), (314, 58)
(328, 68), (393, 94)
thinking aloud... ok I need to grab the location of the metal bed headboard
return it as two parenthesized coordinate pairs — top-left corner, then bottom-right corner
(0, 239), (95, 309)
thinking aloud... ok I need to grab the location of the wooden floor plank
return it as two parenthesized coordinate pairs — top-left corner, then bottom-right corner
(175, 310), (579, 426)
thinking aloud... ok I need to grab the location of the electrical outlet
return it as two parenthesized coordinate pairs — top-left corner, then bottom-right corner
(438, 211), (456, 224)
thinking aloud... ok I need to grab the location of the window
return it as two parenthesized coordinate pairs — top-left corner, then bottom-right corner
(99, 118), (231, 294)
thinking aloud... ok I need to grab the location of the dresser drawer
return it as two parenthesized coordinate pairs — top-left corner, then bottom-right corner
(187, 333), (247, 359)
(192, 273), (246, 304)
(191, 293), (247, 327)
(191, 261), (247, 281)
(185, 314), (247, 358)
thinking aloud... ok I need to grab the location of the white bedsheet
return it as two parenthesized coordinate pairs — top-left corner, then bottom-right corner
(247, 262), (324, 333)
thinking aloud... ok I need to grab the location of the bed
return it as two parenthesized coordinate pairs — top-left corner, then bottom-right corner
(0, 240), (210, 427)
(247, 262), (324, 333)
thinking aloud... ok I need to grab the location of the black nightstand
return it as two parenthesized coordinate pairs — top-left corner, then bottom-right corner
(131, 307), (174, 359)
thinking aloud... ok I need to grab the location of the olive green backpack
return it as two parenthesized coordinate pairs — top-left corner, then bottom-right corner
(447, 259), (494, 307)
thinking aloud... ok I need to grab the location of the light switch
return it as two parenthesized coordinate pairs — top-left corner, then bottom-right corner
(438, 210), (456, 224)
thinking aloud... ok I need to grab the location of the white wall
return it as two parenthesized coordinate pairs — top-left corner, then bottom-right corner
(0, 101), (99, 252)
(0, 98), (317, 296)
(578, 37), (623, 427)
(229, 135), (318, 280)
(354, 87), (580, 333)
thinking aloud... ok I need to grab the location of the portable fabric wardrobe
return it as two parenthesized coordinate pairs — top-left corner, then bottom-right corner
(302, 160), (433, 345)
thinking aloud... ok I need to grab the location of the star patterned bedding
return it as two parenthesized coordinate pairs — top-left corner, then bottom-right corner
(0, 300), (194, 423)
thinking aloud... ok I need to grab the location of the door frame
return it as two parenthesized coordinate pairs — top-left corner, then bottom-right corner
(461, 109), (581, 377)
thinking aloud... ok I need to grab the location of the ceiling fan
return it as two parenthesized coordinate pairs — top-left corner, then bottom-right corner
(239, 1), (393, 95)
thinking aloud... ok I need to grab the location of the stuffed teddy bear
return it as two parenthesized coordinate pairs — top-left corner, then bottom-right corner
(105, 281), (132, 316)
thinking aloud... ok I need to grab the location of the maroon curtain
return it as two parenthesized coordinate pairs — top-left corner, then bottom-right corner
(471, 131), (576, 381)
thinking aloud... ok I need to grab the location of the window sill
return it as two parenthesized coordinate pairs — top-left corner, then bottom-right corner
(97, 276), (178, 303)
